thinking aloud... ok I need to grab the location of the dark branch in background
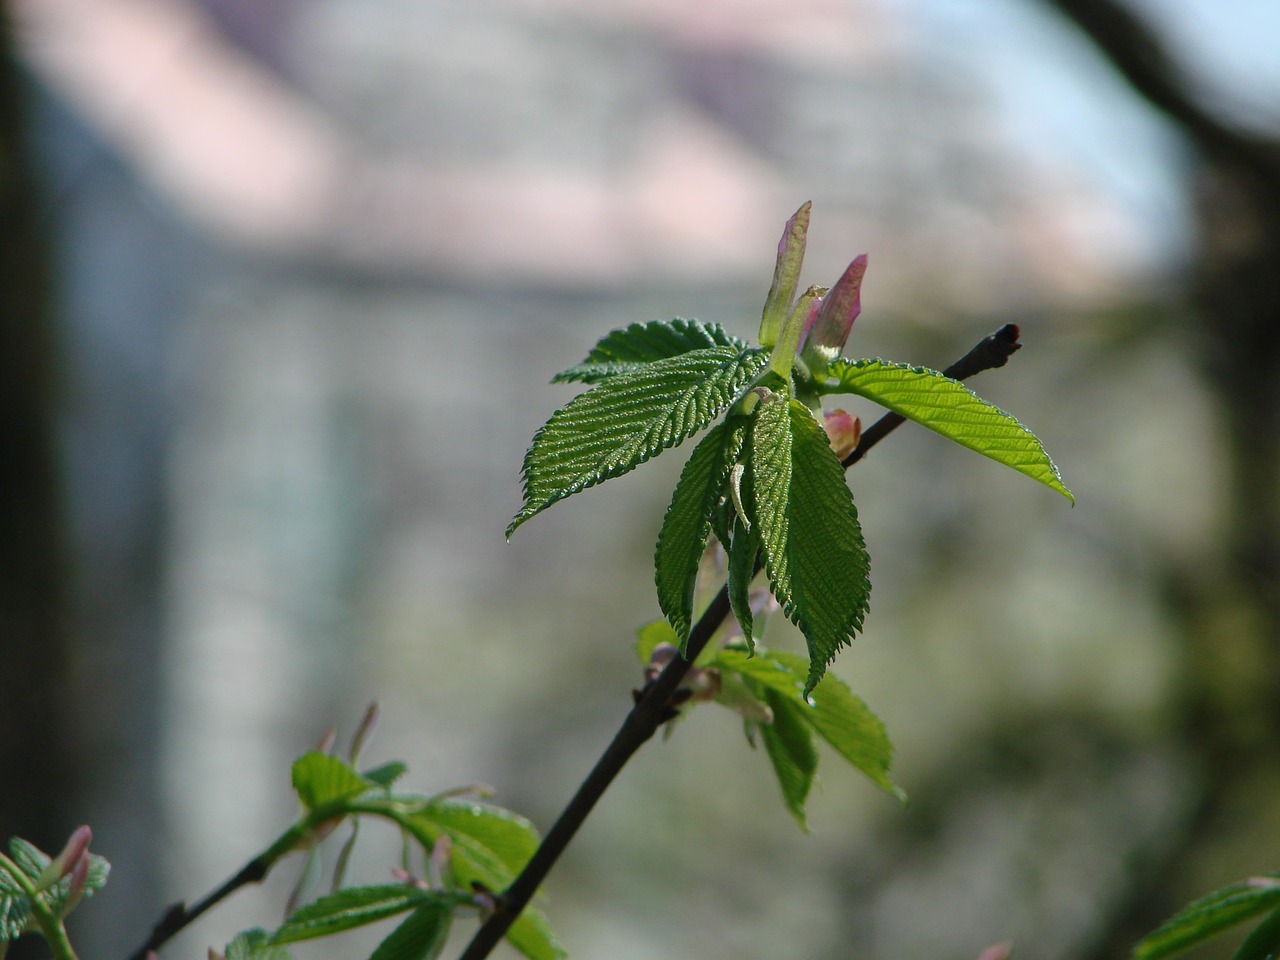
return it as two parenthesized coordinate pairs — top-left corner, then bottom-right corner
(126, 860), (270, 960)
(1043, 0), (1280, 196)
(457, 323), (1023, 960)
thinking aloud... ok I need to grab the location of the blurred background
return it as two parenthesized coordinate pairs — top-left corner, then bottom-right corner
(3, 0), (1279, 958)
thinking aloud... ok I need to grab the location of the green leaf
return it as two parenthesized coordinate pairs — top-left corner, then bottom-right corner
(1134, 875), (1280, 960)
(749, 393), (871, 693)
(419, 801), (540, 877)
(226, 929), (295, 960)
(38, 852), (110, 919)
(1233, 907), (1280, 960)
(362, 761), (409, 789)
(1233, 911), (1280, 960)
(270, 886), (433, 944)
(292, 752), (374, 811)
(0, 892), (29, 942)
(6, 839), (47, 880)
(726, 513), (760, 652)
(758, 688), (818, 830)
(552, 319), (746, 384)
(368, 903), (454, 960)
(506, 907), (569, 960)
(508, 346), (769, 537)
(655, 420), (745, 648)
(766, 651), (901, 799)
(634, 618), (680, 664)
(824, 358), (1073, 502)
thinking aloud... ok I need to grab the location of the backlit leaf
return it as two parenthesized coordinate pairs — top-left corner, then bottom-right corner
(824, 358), (1072, 501)
(509, 347), (769, 536)
(553, 319), (746, 384)
(291, 752), (373, 811)
(759, 688), (818, 830)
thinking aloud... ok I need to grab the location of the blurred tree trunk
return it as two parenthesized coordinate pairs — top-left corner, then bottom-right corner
(0, 5), (76, 851)
(1040, 1), (1280, 955)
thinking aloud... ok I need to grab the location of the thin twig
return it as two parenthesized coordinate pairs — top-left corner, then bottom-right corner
(457, 323), (1024, 960)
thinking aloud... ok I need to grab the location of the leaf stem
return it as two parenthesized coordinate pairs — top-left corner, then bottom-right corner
(456, 323), (1023, 960)
(123, 823), (311, 960)
(0, 851), (79, 960)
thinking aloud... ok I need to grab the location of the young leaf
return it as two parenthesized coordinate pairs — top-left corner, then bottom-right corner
(420, 801), (540, 877)
(368, 902), (454, 960)
(509, 346), (769, 536)
(655, 420), (745, 648)
(758, 688), (818, 830)
(726, 512), (760, 652)
(226, 929), (296, 960)
(713, 648), (900, 799)
(1133, 875), (1280, 960)
(634, 618), (680, 664)
(824, 358), (1073, 501)
(749, 393), (871, 693)
(506, 908), (569, 960)
(362, 761), (409, 789)
(766, 651), (901, 799)
(291, 751), (374, 811)
(270, 886), (432, 944)
(553, 319), (746, 384)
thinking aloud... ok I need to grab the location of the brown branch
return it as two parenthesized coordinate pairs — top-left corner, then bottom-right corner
(457, 323), (1024, 960)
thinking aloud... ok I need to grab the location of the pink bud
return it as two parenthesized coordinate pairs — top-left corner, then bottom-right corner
(61, 851), (91, 915)
(822, 409), (862, 461)
(36, 825), (92, 890)
(800, 254), (867, 377)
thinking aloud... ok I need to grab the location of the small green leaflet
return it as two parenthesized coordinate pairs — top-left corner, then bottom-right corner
(368, 902), (454, 960)
(823, 358), (1073, 501)
(758, 688), (818, 830)
(749, 392), (871, 694)
(509, 346), (769, 537)
(401, 802), (565, 960)
(713, 647), (901, 810)
(1232, 906), (1280, 960)
(292, 752), (375, 811)
(269, 886), (448, 945)
(655, 419), (746, 649)
(1133, 874), (1280, 960)
(552, 318), (747, 384)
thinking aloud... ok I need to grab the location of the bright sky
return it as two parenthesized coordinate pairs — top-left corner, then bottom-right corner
(904, 0), (1280, 264)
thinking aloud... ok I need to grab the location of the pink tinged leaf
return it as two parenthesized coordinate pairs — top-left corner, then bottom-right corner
(822, 409), (862, 460)
(758, 201), (812, 348)
(37, 825), (92, 889)
(61, 851), (91, 915)
(800, 254), (868, 377)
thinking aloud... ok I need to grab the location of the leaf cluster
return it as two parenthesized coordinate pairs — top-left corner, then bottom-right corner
(225, 751), (563, 960)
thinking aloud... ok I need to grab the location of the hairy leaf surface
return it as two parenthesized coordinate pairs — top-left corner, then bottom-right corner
(509, 347), (769, 536)
(749, 393), (871, 693)
(553, 319), (747, 384)
(655, 420), (745, 648)
(824, 358), (1073, 501)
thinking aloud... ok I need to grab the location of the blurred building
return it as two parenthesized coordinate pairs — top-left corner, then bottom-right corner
(12, 1), (1189, 958)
